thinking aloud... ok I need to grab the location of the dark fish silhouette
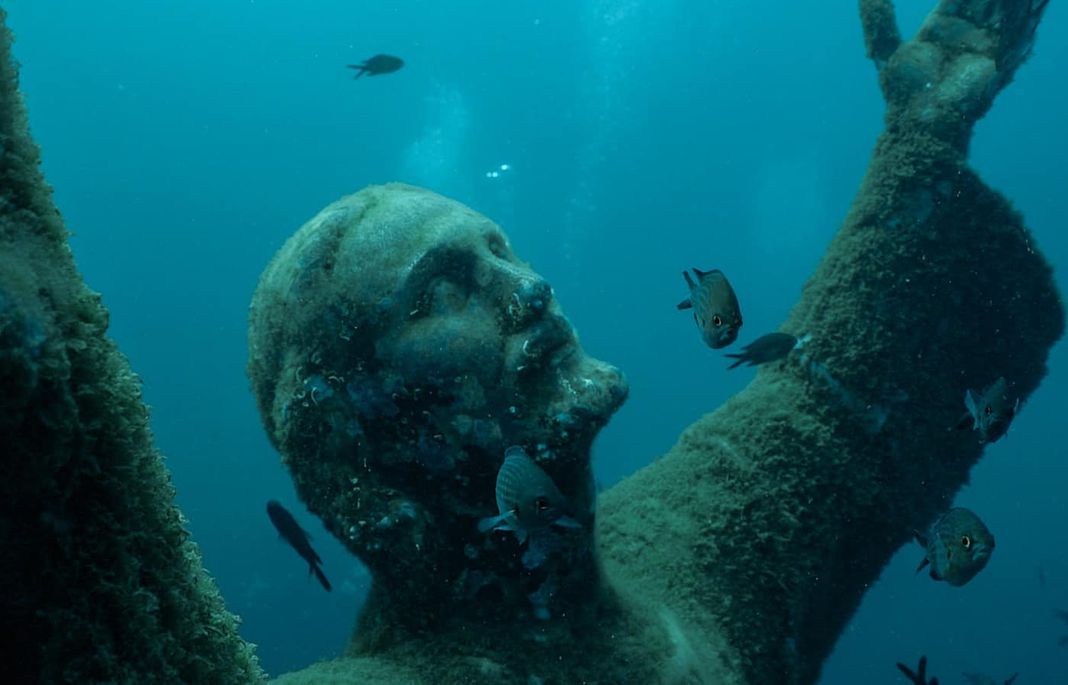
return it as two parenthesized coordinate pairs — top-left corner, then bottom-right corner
(896, 655), (939, 685)
(913, 508), (994, 587)
(724, 332), (802, 369)
(676, 267), (742, 349)
(266, 500), (331, 591)
(346, 54), (404, 79)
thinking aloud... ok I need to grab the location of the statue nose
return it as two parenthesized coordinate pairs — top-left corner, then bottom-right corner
(508, 277), (553, 327)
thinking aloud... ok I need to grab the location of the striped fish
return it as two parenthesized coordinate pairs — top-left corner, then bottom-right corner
(478, 446), (580, 545)
(913, 507), (995, 587)
(677, 267), (742, 349)
(957, 376), (1019, 443)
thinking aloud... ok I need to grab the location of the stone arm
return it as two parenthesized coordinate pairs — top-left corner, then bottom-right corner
(597, 0), (1062, 683)
(0, 11), (264, 684)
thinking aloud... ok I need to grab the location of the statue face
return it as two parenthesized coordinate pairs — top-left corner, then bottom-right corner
(248, 184), (626, 614)
(376, 211), (625, 439)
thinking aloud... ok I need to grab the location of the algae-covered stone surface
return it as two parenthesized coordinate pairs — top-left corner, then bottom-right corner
(0, 11), (263, 684)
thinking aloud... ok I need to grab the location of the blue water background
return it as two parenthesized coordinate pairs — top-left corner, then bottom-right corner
(6, 1), (1067, 682)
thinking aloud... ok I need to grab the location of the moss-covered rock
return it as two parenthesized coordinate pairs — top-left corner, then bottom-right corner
(0, 11), (264, 684)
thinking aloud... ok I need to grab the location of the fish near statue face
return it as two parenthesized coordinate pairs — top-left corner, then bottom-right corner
(247, 183), (626, 600)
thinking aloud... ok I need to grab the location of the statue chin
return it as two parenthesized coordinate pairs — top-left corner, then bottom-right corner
(553, 355), (629, 429)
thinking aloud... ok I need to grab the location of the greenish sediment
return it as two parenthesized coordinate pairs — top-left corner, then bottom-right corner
(0, 11), (264, 684)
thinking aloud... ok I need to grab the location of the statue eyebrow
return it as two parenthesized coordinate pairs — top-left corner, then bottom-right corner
(399, 245), (479, 312)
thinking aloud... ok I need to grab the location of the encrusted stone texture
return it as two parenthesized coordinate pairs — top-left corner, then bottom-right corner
(0, 11), (263, 684)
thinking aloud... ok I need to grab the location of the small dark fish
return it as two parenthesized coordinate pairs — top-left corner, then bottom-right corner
(955, 377), (1019, 443)
(266, 500), (331, 591)
(1055, 608), (1068, 626)
(478, 446), (580, 544)
(913, 507), (995, 587)
(896, 655), (939, 685)
(676, 267), (742, 349)
(346, 54), (404, 79)
(724, 332), (804, 369)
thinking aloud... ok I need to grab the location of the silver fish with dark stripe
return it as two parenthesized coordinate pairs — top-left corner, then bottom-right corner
(478, 446), (580, 544)
(677, 267), (742, 349)
(913, 507), (995, 587)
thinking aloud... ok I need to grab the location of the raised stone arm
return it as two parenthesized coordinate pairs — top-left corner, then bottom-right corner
(599, 1), (1063, 683)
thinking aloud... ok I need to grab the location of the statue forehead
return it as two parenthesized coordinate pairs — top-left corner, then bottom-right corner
(330, 185), (504, 294)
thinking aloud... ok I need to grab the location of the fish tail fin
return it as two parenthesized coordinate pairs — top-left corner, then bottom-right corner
(963, 390), (980, 424)
(1005, 673), (1019, 685)
(676, 298), (693, 310)
(552, 515), (582, 530)
(478, 513), (512, 533)
(681, 270), (696, 292)
(310, 563), (331, 592)
(724, 354), (744, 370)
(346, 64), (368, 79)
(912, 529), (931, 576)
(895, 662), (917, 682)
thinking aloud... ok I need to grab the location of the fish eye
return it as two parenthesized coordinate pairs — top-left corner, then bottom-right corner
(983, 405), (993, 416)
(712, 315), (723, 327)
(534, 496), (550, 512)
(961, 535), (971, 549)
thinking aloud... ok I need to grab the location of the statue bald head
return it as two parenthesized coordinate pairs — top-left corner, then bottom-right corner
(247, 184), (626, 619)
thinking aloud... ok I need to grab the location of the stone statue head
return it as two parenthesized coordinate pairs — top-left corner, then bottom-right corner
(247, 184), (626, 624)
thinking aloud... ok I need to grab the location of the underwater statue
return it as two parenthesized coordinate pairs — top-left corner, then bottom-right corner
(246, 182), (631, 647)
(247, 1), (1064, 682)
(0, 1), (1063, 684)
